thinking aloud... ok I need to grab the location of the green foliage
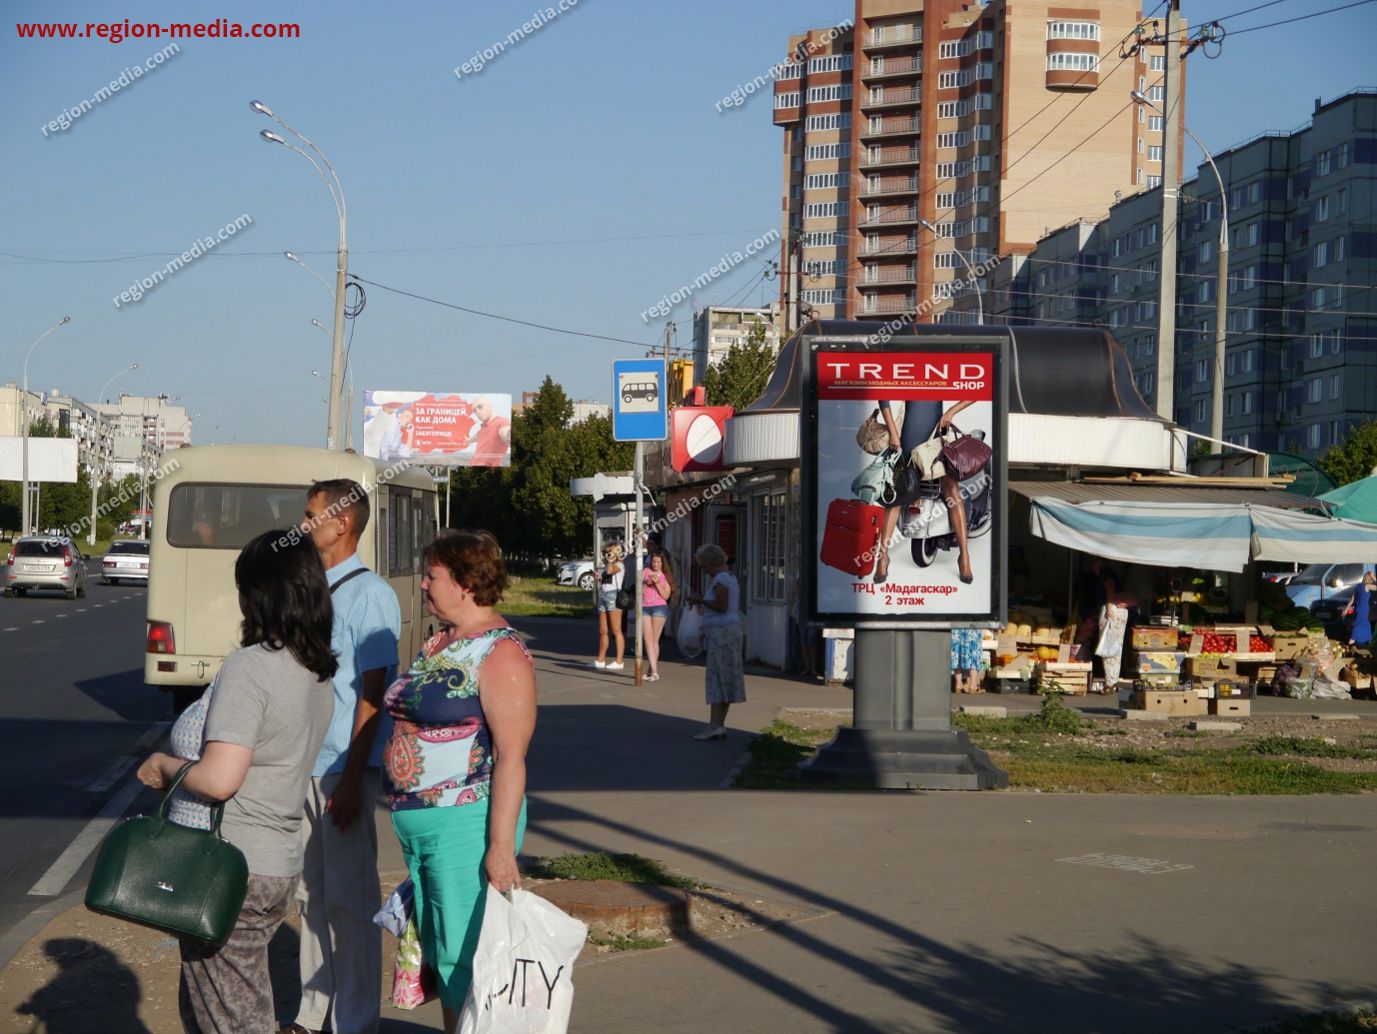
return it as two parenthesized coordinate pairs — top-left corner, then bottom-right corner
(1029, 689), (1085, 734)
(701, 320), (779, 411)
(733, 718), (840, 789)
(1319, 419), (1377, 486)
(1245, 1008), (1377, 1032)
(587, 932), (665, 952)
(1249, 736), (1375, 759)
(500, 577), (593, 618)
(524, 852), (698, 889)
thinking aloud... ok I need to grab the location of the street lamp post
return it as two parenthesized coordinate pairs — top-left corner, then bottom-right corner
(1133, 90), (1230, 444)
(88, 362), (139, 547)
(312, 320), (355, 447)
(251, 100), (348, 450)
(20, 316), (71, 537)
(918, 219), (983, 324)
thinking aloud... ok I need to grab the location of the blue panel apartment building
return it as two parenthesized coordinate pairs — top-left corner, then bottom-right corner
(993, 89), (1375, 456)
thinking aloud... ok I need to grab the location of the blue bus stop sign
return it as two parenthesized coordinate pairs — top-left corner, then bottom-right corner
(611, 358), (668, 442)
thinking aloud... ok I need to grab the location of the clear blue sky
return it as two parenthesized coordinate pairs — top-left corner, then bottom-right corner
(3, 0), (1372, 447)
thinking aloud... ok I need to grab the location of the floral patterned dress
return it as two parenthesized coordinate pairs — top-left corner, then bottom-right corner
(383, 626), (530, 811)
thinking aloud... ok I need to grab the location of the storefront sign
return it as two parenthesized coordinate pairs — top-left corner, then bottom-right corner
(803, 332), (1008, 627)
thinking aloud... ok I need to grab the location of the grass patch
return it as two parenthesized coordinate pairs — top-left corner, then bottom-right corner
(1246, 1009), (1377, 1032)
(501, 576), (592, 618)
(587, 932), (665, 952)
(1249, 736), (1377, 759)
(732, 719), (838, 789)
(524, 852), (698, 889)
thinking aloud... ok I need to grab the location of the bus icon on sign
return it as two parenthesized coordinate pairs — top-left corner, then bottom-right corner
(619, 375), (659, 410)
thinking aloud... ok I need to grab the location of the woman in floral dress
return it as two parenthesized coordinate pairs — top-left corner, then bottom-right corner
(382, 530), (536, 1033)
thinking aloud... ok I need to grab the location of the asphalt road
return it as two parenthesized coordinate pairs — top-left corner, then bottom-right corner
(0, 563), (171, 937)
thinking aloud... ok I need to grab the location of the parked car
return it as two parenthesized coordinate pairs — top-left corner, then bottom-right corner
(1286, 562), (1373, 611)
(557, 558), (596, 590)
(101, 539), (150, 585)
(4, 536), (87, 598)
(1310, 585), (1358, 641)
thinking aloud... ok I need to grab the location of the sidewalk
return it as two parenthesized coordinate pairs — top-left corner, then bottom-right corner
(3, 615), (1375, 1032)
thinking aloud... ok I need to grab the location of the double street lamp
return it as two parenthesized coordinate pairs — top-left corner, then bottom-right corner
(918, 218), (984, 324)
(88, 362), (140, 546)
(1132, 89), (1230, 444)
(20, 316), (72, 537)
(251, 100), (349, 450)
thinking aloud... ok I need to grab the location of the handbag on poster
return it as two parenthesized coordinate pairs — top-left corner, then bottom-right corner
(85, 761), (248, 948)
(856, 402), (904, 455)
(850, 447), (899, 506)
(908, 429), (946, 481)
(938, 424), (992, 481)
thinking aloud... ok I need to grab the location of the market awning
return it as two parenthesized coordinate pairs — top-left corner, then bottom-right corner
(1014, 481), (1377, 572)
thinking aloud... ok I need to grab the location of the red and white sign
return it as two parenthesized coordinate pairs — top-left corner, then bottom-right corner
(817, 352), (993, 401)
(671, 406), (733, 472)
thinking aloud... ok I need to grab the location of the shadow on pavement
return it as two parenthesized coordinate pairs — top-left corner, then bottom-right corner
(72, 669), (171, 723)
(14, 937), (149, 1034)
(530, 799), (1363, 1034)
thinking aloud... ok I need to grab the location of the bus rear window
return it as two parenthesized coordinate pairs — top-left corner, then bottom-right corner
(167, 483), (312, 549)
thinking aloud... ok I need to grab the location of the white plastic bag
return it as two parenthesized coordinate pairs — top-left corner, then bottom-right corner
(458, 886), (588, 1034)
(677, 606), (703, 659)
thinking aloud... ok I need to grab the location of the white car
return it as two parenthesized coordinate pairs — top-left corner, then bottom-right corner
(102, 539), (150, 585)
(557, 558), (596, 590)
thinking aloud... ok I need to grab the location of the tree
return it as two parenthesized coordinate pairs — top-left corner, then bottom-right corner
(1319, 420), (1377, 486)
(701, 320), (780, 411)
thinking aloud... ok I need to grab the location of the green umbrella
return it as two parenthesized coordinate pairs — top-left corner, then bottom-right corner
(1318, 476), (1377, 523)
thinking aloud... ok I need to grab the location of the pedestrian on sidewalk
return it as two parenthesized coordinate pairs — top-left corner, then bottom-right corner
(592, 543), (626, 670)
(286, 479), (402, 1034)
(136, 530), (336, 1034)
(641, 547), (674, 681)
(687, 544), (743, 740)
(383, 530), (536, 1034)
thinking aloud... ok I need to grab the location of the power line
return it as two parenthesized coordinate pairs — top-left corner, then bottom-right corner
(349, 274), (657, 350)
(1226, 0), (1376, 35)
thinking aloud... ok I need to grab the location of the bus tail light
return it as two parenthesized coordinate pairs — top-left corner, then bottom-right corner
(147, 621), (176, 655)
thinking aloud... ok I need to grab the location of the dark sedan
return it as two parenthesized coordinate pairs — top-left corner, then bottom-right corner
(1310, 585), (1358, 641)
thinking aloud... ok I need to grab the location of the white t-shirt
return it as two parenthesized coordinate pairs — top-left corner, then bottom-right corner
(700, 571), (741, 629)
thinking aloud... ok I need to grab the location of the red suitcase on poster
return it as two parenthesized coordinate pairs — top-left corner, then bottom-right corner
(820, 499), (884, 577)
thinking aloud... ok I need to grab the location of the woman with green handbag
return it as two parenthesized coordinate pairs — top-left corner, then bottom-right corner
(136, 530), (337, 1034)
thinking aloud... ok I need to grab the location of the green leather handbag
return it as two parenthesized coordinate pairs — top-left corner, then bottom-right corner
(85, 761), (248, 948)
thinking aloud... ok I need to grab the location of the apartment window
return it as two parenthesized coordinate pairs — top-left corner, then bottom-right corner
(776, 92), (801, 109)
(1047, 52), (1098, 72)
(804, 259), (847, 277)
(1306, 424), (1322, 450)
(1248, 181), (1261, 204)
(1047, 20), (1099, 39)
(937, 70), (970, 89)
(1314, 195), (1330, 222)
(1200, 240), (1212, 263)
(1314, 240), (1330, 268)
(1315, 149), (1332, 176)
(806, 113), (851, 131)
(1337, 187), (1348, 214)
(969, 184), (991, 203)
(936, 192), (958, 209)
(805, 172), (849, 190)
(801, 289), (846, 305)
(933, 251), (965, 268)
(937, 100), (967, 119)
(792, 155), (803, 172)
(804, 201), (848, 218)
(1196, 359), (1208, 382)
(1195, 399), (1207, 424)
(1226, 352), (1237, 377)
(791, 184), (802, 200)
(1309, 333), (1325, 359)
(975, 61), (993, 79)
(1147, 85), (1164, 102)
(1148, 115), (1163, 132)
(936, 161), (962, 179)
(806, 142), (851, 161)
(938, 40), (967, 58)
(1337, 142), (1350, 169)
(1142, 333), (1155, 357)
(1336, 235), (1347, 262)
(1139, 106), (1145, 123)
(1331, 374), (1342, 401)
(936, 131), (970, 149)
(1199, 280), (1212, 303)
(1149, 54), (1165, 71)
(1307, 378), (1323, 404)
(1148, 145), (1163, 162)
(1226, 393), (1235, 417)
(1243, 348), (1255, 372)
(976, 30), (994, 49)
(1110, 272), (1121, 293)
(973, 91), (993, 110)
(808, 54), (852, 73)
(1141, 258), (1158, 282)
(807, 84), (852, 103)
(971, 155), (992, 172)
(802, 231), (844, 248)
(1313, 284), (1342, 309)
(776, 62), (803, 81)
(1242, 390), (1254, 415)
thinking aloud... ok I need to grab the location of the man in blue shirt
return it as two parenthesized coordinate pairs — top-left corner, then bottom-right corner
(285, 479), (400, 1034)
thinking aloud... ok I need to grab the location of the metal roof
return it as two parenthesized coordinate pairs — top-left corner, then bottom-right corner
(1009, 480), (1322, 511)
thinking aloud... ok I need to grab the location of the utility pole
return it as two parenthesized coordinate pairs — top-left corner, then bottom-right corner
(786, 235), (801, 334)
(1153, 0), (1183, 423)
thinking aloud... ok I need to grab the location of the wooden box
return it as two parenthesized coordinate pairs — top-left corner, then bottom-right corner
(1271, 634), (1313, 661)
(1130, 689), (1208, 716)
(1209, 698), (1252, 717)
(1132, 626), (1180, 650)
(1040, 662), (1092, 695)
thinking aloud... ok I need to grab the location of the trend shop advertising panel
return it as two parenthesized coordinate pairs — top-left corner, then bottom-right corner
(807, 341), (1005, 626)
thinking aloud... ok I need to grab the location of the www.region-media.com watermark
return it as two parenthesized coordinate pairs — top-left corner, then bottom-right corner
(639, 230), (780, 323)
(112, 213), (252, 308)
(453, 0), (582, 80)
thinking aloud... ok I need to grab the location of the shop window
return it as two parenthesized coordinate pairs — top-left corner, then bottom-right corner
(750, 491), (787, 605)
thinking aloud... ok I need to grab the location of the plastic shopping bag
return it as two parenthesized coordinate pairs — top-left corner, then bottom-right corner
(458, 886), (588, 1034)
(677, 606), (703, 659)
(391, 914), (438, 1010)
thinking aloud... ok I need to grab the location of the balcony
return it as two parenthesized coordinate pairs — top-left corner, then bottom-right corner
(861, 87), (921, 111)
(859, 176), (918, 199)
(861, 116), (920, 141)
(863, 266), (918, 286)
(858, 207), (918, 230)
(864, 237), (918, 256)
(867, 29), (922, 51)
(862, 296), (918, 314)
(862, 57), (922, 81)
(859, 146), (921, 170)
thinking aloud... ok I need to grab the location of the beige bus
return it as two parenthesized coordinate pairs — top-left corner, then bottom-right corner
(144, 445), (439, 707)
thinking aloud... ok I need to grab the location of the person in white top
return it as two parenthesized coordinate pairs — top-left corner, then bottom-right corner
(687, 544), (744, 740)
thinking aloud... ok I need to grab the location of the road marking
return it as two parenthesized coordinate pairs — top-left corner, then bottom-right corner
(3, 627), (17, 632)
(77, 608), (86, 613)
(31, 619), (44, 625)
(85, 721), (170, 794)
(92, 604), (103, 609)
(1057, 852), (1193, 875)
(28, 777), (145, 897)
(55, 614), (68, 619)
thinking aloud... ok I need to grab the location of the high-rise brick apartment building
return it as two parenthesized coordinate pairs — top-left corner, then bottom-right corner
(775, 0), (1174, 325)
